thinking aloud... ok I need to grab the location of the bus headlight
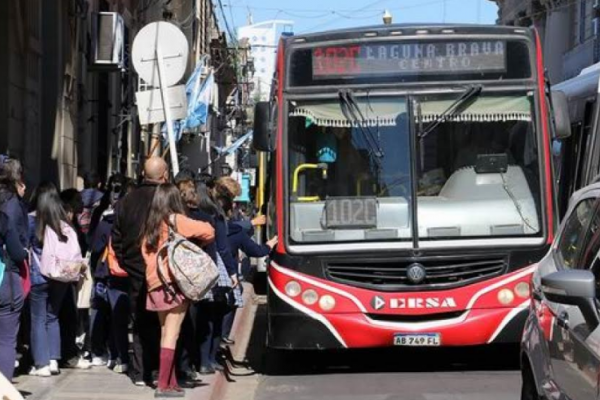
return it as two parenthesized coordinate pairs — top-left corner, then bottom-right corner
(285, 281), (301, 297)
(497, 288), (515, 305)
(319, 295), (336, 311)
(514, 282), (530, 299)
(302, 289), (319, 305)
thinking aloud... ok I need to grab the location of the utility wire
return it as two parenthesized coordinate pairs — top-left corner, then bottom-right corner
(300, 0), (462, 33)
(217, 0), (237, 45)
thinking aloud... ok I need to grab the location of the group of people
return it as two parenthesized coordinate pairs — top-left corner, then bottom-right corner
(0, 155), (276, 398)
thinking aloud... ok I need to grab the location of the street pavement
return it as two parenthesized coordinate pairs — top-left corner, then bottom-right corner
(223, 304), (522, 400)
(13, 366), (216, 400)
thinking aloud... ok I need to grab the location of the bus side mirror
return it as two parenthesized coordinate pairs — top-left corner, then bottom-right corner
(253, 102), (275, 152)
(551, 90), (572, 140)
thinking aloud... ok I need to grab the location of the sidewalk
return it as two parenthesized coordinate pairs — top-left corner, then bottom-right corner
(13, 283), (259, 400)
(14, 365), (217, 400)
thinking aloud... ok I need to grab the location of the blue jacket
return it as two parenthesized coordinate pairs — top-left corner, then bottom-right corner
(27, 212), (46, 285)
(188, 209), (237, 275)
(226, 222), (271, 261)
(0, 190), (28, 273)
(89, 210), (115, 279)
(0, 191), (29, 250)
(0, 212), (28, 273)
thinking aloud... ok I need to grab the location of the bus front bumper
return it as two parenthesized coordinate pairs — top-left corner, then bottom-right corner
(267, 262), (534, 349)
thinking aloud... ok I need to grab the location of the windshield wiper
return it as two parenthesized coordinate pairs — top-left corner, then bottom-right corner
(338, 89), (385, 158)
(418, 84), (483, 139)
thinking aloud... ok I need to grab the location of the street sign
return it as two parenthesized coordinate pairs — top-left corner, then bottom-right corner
(135, 85), (187, 125)
(132, 21), (190, 176)
(132, 22), (188, 88)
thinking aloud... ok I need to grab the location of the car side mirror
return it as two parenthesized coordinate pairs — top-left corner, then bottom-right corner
(542, 270), (599, 330)
(551, 90), (571, 140)
(253, 101), (276, 152)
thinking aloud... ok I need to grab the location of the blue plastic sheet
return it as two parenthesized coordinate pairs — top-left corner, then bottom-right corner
(162, 65), (214, 142)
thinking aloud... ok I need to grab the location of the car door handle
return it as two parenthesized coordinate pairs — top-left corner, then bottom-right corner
(557, 312), (569, 329)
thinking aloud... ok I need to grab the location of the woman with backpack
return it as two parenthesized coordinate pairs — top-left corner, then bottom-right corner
(0, 156), (29, 382)
(27, 182), (58, 377)
(141, 183), (214, 398)
(37, 183), (86, 375)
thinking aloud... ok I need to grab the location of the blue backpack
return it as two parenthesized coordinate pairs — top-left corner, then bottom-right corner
(0, 249), (5, 287)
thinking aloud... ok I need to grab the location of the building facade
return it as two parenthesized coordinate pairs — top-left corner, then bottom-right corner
(0, 0), (235, 190)
(490, 0), (600, 84)
(237, 20), (293, 101)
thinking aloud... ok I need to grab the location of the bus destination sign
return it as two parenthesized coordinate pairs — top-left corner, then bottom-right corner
(312, 41), (506, 78)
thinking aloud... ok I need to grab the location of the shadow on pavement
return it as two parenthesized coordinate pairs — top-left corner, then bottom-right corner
(246, 305), (521, 377)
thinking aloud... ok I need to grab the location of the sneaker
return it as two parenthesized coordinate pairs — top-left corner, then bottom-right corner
(134, 380), (146, 387)
(182, 370), (201, 382)
(92, 356), (108, 367)
(28, 366), (52, 377)
(199, 366), (215, 375)
(106, 359), (117, 369)
(74, 357), (92, 369)
(49, 360), (60, 375)
(113, 363), (129, 374)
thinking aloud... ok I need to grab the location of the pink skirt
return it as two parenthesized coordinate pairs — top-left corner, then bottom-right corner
(146, 285), (187, 312)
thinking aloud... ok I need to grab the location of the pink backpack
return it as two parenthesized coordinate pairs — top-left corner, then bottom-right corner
(39, 223), (85, 282)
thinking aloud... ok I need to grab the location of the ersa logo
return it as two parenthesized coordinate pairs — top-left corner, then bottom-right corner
(370, 296), (457, 310)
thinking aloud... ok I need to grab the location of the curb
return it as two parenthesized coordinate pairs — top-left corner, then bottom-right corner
(207, 282), (259, 400)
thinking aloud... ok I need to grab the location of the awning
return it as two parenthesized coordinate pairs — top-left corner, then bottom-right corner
(289, 98), (406, 128)
(289, 96), (532, 127)
(419, 96), (532, 123)
(214, 130), (253, 156)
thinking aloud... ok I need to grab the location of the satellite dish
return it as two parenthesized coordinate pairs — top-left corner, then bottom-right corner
(132, 22), (189, 88)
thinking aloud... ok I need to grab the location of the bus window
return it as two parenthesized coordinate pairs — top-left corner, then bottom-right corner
(287, 96), (412, 243)
(415, 92), (542, 239)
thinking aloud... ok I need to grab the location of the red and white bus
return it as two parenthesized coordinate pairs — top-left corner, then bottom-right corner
(252, 24), (571, 349)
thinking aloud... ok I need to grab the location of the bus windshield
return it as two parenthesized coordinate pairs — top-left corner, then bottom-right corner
(288, 91), (542, 243)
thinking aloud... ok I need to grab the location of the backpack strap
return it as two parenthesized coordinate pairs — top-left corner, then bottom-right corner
(156, 242), (177, 300)
(167, 215), (178, 240)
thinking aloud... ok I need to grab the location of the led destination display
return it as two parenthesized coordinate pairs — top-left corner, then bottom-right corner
(312, 40), (506, 78)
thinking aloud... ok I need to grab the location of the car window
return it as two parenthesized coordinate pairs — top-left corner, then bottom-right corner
(580, 205), (600, 270)
(556, 199), (596, 269)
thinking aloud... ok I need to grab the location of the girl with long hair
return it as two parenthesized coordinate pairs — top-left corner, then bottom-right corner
(27, 182), (60, 376)
(141, 183), (214, 398)
(36, 183), (84, 375)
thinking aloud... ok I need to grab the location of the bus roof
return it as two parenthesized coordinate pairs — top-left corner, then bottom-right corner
(554, 62), (600, 122)
(285, 24), (534, 44)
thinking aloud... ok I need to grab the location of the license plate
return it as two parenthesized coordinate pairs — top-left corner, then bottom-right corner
(394, 333), (441, 346)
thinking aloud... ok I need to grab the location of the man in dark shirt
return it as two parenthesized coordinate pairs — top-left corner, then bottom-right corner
(111, 157), (168, 385)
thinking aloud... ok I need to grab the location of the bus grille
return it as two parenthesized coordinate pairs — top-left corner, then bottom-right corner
(325, 256), (507, 291)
